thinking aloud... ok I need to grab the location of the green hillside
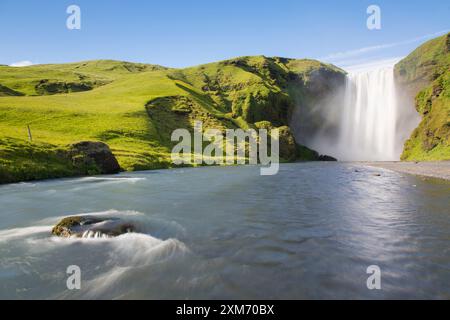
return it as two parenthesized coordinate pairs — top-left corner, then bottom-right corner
(395, 33), (450, 161)
(0, 56), (345, 183)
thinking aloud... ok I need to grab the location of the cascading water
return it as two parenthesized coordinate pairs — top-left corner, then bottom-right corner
(299, 59), (420, 162)
(337, 64), (399, 161)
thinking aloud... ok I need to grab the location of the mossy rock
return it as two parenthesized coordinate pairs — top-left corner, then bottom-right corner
(52, 216), (135, 238)
(68, 141), (121, 175)
(52, 216), (90, 237)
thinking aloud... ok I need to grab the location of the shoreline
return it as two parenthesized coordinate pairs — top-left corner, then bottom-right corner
(2, 161), (450, 186)
(363, 161), (450, 181)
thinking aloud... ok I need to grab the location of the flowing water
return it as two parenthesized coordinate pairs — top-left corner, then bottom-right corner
(338, 65), (398, 160)
(0, 163), (449, 299)
(300, 60), (420, 161)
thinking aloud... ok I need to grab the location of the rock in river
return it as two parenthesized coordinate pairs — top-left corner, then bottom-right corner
(52, 216), (135, 238)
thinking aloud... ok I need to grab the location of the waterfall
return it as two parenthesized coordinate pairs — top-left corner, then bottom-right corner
(299, 59), (420, 162)
(337, 64), (399, 161)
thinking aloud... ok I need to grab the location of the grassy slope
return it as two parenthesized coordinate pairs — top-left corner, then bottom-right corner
(0, 138), (77, 183)
(395, 33), (450, 161)
(0, 57), (344, 183)
(0, 60), (165, 95)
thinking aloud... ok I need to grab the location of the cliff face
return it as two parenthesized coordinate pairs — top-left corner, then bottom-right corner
(164, 56), (345, 128)
(0, 56), (344, 183)
(159, 56), (346, 159)
(288, 63), (347, 148)
(395, 33), (450, 161)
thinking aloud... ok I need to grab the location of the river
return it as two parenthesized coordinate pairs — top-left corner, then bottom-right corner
(0, 163), (449, 299)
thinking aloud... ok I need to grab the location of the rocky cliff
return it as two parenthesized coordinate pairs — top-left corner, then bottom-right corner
(395, 33), (450, 161)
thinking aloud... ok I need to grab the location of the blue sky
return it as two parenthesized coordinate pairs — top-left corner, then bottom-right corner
(0, 0), (449, 68)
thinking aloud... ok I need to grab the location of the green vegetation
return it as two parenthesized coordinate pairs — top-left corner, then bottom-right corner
(0, 56), (344, 184)
(395, 33), (450, 161)
(0, 60), (165, 96)
(3, 33), (447, 184)
(0, 138), (76, 183)
(0, 138), (121, 184)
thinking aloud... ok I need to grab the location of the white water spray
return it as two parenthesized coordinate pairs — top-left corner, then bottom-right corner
(338, 64), (398, 160)
(302, 59), (420, 161)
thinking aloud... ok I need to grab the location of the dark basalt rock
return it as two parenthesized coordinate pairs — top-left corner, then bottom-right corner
(68, 141), (121, 175)
(318, 154), (337, 162)
(52, 216), (135, 238)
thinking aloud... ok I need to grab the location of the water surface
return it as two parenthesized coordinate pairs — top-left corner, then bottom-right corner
(0, 163), (449, 299)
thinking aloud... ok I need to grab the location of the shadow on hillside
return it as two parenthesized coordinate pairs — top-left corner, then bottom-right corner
(145, 97), (194, 149)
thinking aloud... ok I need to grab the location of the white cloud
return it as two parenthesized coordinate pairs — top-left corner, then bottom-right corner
(320, 30), (449, 63)
(9, 60), (34, 67)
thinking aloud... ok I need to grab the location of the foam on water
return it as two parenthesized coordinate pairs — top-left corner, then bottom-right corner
(0, 226), (52, 243)
(78, 176), (146, 183)
(0, 210), (188, 283)
(0, 209), (189, 299)
(0, 176), (147, 197)
(68, 176), (147, 192)
(88, 236), (187, 298)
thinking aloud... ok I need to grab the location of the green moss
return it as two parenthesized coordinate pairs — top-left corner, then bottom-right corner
(52, 216), (95, 237)
(254, 121), (273, 130)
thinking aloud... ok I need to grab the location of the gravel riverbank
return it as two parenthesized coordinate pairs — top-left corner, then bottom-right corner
(364, 161), (450, 181)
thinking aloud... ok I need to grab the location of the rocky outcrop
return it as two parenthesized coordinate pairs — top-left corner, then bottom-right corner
(277, 126), (298, 161)
(317, 154), (337, 161)
(278, 126), (337, 161)
(289, 64), (347, 151)
(34, 79), (105, 95)
(52, 216), (135, 238)
(253, 123), (336, 161)
(68, 141), (121, 175)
